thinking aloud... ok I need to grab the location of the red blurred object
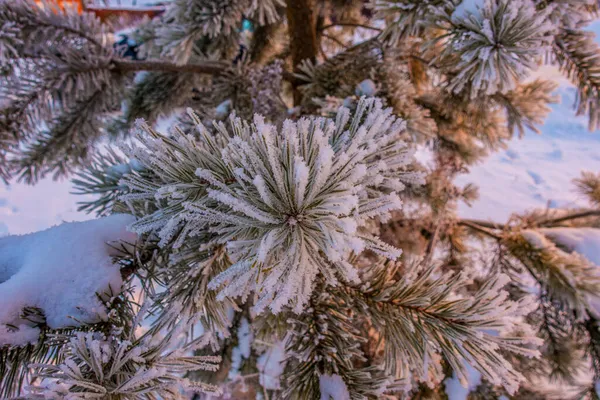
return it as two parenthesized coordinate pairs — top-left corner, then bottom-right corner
(84, 4), (166, 21)
(35, 0), (84, 12)
(34, 1), (166, 22)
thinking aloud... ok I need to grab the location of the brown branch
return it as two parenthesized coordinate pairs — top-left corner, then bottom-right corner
(349, 285), (467, 327)
(321, 33), (349, 49)
(112, 59), (299, 84)
(459, 209), (600, 239)
(112, 59), (229, 74)
(458, 219), (505, 230)
(422, 216), (443, 266)
(538, 209), (600, 227)
(458, 220), (502, 240)
(320, 23), (382, 32)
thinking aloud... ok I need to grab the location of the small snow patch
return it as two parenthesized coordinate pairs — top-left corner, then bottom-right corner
(505, 149), (519, 160)
(545, 148), (563, 161)
(452, 0), (483, 21)
(320, 374), (350, 400)
(257, 340), (286, 390)
(444, 363), (482, 400)
(527, 170), (545, 185)
(228, 317), (253, 380)
(355, 79), (377, 97)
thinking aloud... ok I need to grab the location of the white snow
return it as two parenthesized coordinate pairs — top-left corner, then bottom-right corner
(257, 340), (286, 390)
(0, 214), (137, 346)
(539, 228), (600, 266)
(452, 0), (483, 20)
(319, 374), (351, 400)
(355, 79), (377, 97)
(228, 317), (253, 380)
(456, 84), (600, 223)
(521, 229), (550, 250)
(444, 362), (482, 400)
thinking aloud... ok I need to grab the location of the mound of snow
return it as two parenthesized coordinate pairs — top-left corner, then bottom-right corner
(0, 214), (137, 346)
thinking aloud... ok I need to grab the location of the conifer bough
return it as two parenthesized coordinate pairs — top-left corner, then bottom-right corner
(3, 0), (600, 398)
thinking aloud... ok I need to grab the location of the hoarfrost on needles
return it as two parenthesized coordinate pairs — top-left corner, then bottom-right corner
(123, 97), (424, 314)
(444, 0), (555, 97)
(0, 214), (137, 346)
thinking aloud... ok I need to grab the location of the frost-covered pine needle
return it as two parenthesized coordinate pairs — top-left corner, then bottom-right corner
(122, 98), (424, 313)
(26, 331), (221, 399)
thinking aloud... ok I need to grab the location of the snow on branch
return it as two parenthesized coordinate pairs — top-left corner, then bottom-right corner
(508, 229), (600, 316)
(0, 214), (137, 346)
(121, 97), (425, 314)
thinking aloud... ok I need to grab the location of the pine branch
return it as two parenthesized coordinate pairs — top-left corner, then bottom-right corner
(538, 209), (600, 226)
(113, 59), (231, 75)
(583, 316), (600, 380)
(11, 80), (124, 183)
(537, 298), (581, 381)
(505, 230), (600, 315)
(426, 0), (555, 98)
(146, 244), (233, 340)
(71, 149), (133, 217)
(124, 70), (198, 124)
(574, 171), (600, 207)
(283, 285), (388, 399)
(350, 262), (539, 394)
(458, 220), (503, 240)
(553, 28), (600, 130)
(494, 79), (559, 136)
(373, 0), (446, 45)
(0, 0), (107, 50)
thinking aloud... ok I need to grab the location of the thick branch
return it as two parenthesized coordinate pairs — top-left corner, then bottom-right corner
(320, 23), (382, 32)
(458, 220), (502, 240)
(539, 209), (600, 226)
(459, 209), (600, 237)
(112, 59), (299, 84)
(113, 59), (229, 74)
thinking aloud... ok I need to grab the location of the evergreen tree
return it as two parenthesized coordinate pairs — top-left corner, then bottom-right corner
(1, 0), (600, 398)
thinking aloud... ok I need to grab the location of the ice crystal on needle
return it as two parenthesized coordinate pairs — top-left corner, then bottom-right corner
(122, 98), (424, 313)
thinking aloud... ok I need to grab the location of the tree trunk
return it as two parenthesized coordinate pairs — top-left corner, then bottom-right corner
(285, 0), (318, 105)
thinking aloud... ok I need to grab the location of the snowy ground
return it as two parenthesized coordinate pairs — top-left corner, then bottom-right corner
(455, 84), (600, 221)
(1, 83), (599, 235)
